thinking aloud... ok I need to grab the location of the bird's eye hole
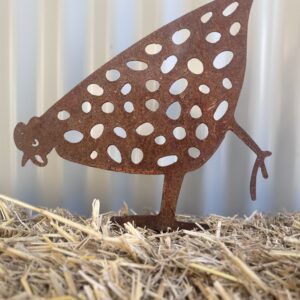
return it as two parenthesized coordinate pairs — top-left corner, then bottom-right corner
(32, 139), (39, 147)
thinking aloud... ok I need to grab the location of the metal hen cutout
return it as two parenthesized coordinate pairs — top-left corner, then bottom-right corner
(14, 0), (271, 231)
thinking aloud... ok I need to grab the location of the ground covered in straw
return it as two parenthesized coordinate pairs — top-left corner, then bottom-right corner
(0, 194), (299, 300)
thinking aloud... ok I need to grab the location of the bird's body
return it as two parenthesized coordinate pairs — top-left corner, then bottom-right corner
(14, 0), (272, 231)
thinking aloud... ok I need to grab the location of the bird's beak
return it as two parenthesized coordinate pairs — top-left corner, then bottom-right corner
(21, 154), (30, 167)
(31, 155), (48, 167)
(21, 154), (48, 167)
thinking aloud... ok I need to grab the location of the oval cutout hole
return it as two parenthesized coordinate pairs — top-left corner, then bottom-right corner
(155, 136), (166, 145)
(35, 155), (45, 165)
(170, 78), (188, 95)
(101, 102), (114, 114)
(124, 101), (134, 113)
(196, 124), (209, 140)
(82, 101), (92, 113)
(145, 43), (162, 55)
(223, 2), (239, 17)
(230, 22), (241, 36)
(146, 99), (160, 112)
(90, 151), (98, 160)
(106, 69), (120, 82)
(166, 101), (181, 120)
(107, 145), (122, 164)
(127, 61), (148, 71)
(157, 155), (178, 167)
(173, 127), (186, 140)
(136, 122), (154, 136)
(223, 78), (233, 89)
(131, 148), (144, 165)
(199, 84), (210, 94)
(64, 130), (84, 144)
(121, 83), (132, 96)
(172, 29), (191, 45)
(90, 124), (104, 139)
(57, 110), (70, 121)
(114, 127), (127, 139)
(190, 105), (202, 119)
(201, 12), (213, 23)
(146, 80), (160, 93)
(213, 51), (234, 69)
(87, 84), (104, 96)
(206, 32), (221, 44)
(161, 55), (178, 74)
(188, 147), (201, 159)
(188, 58), (204, 75)
(214, 101), (229, 121)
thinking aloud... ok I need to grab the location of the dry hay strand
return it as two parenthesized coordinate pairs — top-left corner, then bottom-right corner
(0, 194), (299, 300)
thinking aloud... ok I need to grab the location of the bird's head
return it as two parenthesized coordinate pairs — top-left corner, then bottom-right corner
(14, 117), (54, 167)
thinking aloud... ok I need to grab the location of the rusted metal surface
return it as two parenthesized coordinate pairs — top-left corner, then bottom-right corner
(14, 0), (271, 231)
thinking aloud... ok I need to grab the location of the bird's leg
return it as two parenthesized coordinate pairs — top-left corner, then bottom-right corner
(230, 120), (272, 200)
(158, 172), (184, 220)
(111, 173), (208, 231)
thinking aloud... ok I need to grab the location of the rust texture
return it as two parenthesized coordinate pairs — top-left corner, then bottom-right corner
(14, 0), (271, 231)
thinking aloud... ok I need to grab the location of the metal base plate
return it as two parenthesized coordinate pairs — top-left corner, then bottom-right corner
(111, 215), (209, 232)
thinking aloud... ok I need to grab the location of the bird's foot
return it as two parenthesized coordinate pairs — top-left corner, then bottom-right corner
(251, 150), (272, 200)
(111, 214), (209, 232)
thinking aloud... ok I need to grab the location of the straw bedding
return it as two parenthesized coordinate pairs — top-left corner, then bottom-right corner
(0, 194), (299, 300)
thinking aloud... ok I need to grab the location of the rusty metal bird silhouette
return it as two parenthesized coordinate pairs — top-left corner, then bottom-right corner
(14, 0), (271, 231)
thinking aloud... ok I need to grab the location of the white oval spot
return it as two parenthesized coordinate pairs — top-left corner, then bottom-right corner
(206, 32), (221, 44)
(127, 61), (148, 71)
(64, 130), (84, 144)
(146, 99), (160, 112)
(188, 147), (201, 159)
(187, 58), (204, 75)
(223, 78), (233, 90)
(201, 12), (213, 23)
(173, 127), (186, 140)
(213, 51), (234, 69)
(199, 84), (210, 94)
(196, 124), (209, 140)
(57, 110), (70, 121)
(146, 80), (160, 93)
(161, 55), (178, 74)
(90, 151), (98, 160)
(102, 102), (114, 114)
(230, 22), (241, 36)
(157, 155), (178, 167)
(170, 78), (188, 95)
(172, 29), (191, 45)
(82, 101), (92, 113)
(155, 136), (166, 145)
(121, 83), (132, 96)
(131, 148), (144, 165)
(114, 127), (127, 138)
(136, 123), (154, 136)
(145, 43), (162, 55)
(87, 84), (104, 96)
(214, 101), (229, 121)
(124, 101), (134, 113)
(107, 145), (122, 164)
(106, 69), (120, 82)
(190, 105), (202, 119)
(223, 2), (239, 17)
(166, 102), (181, 120)
(90, 124), (104, 139)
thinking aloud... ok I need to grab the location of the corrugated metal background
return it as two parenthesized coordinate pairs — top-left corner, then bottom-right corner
(0, 0), (299, 216)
